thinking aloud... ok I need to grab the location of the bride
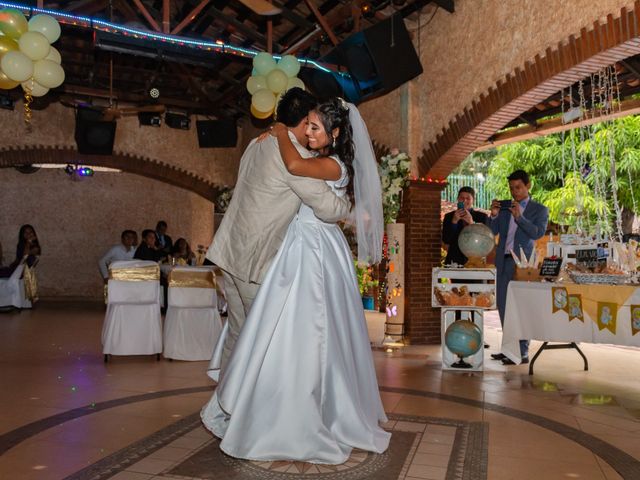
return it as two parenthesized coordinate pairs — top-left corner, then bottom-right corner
(201, 97), (390, 464)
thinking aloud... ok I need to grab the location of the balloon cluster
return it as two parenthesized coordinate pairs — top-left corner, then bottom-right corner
(0, 9), (64, 97)
(248, 52), (304, 119)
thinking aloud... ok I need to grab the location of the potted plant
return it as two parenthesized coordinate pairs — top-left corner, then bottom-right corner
(354, 260), (379, 310)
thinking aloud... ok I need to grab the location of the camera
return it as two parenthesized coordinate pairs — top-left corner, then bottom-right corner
(499, 200), (513, 210)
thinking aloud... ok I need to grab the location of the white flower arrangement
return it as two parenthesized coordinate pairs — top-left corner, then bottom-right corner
(215, 186), (234, 213)
(378, 148), (411, 224)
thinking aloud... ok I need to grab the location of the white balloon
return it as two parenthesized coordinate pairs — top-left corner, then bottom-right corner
(21, 78), (49, 97)
(33, 59), (64, 88)
(286, 77), (305, 91)
(28, 14), (61, 44)
(1, 51), (34, 82)
(43, 45), (61, 64)
(19, 31), (50, 61)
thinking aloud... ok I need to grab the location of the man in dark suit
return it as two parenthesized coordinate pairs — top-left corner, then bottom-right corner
(135, 229), (166, 263)
(442, 186), (489, 266)
(489, 170), (549, 365)
(155, 221), (173, 254)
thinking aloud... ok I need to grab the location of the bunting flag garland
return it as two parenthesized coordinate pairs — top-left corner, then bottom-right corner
(631, 305), (640, 336)
(596, 302), (617, 334)
(568, 294), (584, 322)
(552, 287), (569, 314)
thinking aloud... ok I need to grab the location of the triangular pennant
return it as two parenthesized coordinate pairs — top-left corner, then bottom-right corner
(568, 294), (584, 322)
(631, 305), (640, 336)
(597, 302), (617, 334)
(552, 287), (569, 314)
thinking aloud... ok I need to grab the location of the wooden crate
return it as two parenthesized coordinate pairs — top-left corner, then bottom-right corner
(431, 267), (497, 309)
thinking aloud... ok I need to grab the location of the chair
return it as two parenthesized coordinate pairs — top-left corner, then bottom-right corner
(163, 266), (223, 361)
(102, 260), (162, 361)
(0, 261), (31, 310)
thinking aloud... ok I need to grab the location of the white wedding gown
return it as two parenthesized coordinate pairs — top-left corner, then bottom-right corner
(201, 159), (390, 464)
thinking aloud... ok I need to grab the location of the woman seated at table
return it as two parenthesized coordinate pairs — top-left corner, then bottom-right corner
(170, 238), (196, 266)
(15, 224), (41, 268)
(134, 229), (166, 263)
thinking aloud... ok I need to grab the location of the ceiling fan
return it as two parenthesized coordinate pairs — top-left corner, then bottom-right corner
(237, 0), (282, 16)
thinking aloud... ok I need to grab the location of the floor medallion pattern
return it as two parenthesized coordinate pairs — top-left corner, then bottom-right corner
(64, 413), (488, 480)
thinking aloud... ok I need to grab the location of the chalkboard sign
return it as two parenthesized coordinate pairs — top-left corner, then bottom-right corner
(539, 258), (563, 278)
(575, 248), (606, 270)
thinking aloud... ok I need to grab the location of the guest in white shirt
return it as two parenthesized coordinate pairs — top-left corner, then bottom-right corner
(98, 230), (137, 283)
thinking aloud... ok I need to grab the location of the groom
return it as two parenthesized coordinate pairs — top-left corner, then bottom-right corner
(206, 88), (351, 370)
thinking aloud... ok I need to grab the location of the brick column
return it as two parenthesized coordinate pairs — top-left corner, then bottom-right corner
(396, 180), (446, 344)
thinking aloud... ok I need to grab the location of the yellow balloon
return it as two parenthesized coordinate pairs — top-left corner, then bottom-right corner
(33, 59), (64, 88)
(277, 55), (300, 78)
(19, 31), (50, 61)
(286, 77), (305, 91)
(0, 9), (28, 39)
(1, 50), (33, 82)
(251, 88), (276, 113)
(0, 36), (18, 60)
(0, 68), (18, 89)
(266, 68), (288, 94)
(251, 105), (272, 119)
(43, 45), (61, 64)
(28, 14), (61, 44)
(246, 75), (267, 95)
(21, 78), (49, 97)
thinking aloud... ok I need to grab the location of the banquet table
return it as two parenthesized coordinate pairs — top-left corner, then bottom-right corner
(502, 281), (640, 373)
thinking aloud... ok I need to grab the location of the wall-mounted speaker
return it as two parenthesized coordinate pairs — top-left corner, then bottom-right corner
(322, 14), (423, 101)
(74, 108), (116, 155)
(196, 120), (238, 148)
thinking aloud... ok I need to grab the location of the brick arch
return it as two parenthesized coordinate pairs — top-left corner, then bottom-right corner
(0, 145), (221, 201)
(417, 3), (640, 179)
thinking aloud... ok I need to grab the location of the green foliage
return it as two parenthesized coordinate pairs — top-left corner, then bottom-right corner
(354, 260), (379, 296)
(379, 151), (411, 224)
(484, 115), (640, 232)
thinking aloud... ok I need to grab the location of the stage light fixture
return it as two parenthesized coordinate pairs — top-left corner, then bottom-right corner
(360, 2), (374, 18)
(77, 166), (94, 177)
(138, 112), (162, 127)
(165, 112), (191, 130)
(64, 164), (75, 176)
(149, 87), (160, 99)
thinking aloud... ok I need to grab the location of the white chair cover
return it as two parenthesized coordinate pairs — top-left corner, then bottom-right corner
(102, 260), (162, 356)
(163, 266), (223, 361)
(0, 262), (31, 309)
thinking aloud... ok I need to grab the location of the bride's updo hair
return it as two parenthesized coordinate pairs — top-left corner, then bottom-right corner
(316, 97), (355, 207)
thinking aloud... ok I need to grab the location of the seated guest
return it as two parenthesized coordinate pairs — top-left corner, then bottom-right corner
(134, 229), (166, 262)
(98, 230), (137, 283)
(155, 221), (173, 254)
(14, 224), (41, 268)
(170, 238), (196, 265)
(442, 187), (489, 266)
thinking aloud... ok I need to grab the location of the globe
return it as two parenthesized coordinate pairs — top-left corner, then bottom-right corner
(444, 320), (482, 368)
(458, 223), (495, 265)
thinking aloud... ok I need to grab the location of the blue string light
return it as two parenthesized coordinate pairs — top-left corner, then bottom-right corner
(0, 1), (343, 75)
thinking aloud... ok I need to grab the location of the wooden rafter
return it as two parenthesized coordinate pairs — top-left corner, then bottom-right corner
(303, 0), (339, 46)
(132, 0), (162, 32)
(171, 0), (211, 35)
(163, 0), (171, 33)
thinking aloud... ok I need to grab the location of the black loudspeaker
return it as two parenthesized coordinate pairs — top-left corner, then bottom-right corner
(323, 14), (423, 101)
(75, 108), (117, 155)
(196, 120), (238, 148)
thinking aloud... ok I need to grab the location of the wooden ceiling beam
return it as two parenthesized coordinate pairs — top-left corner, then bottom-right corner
(171, 0), (211, 35)
(132, 0), (162, 32)
(163, 0), (171, 33)
(303, 0), (338, 46)
(207, 6), (277, 50)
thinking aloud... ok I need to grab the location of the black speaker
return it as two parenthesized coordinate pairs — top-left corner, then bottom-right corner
(196, 120), (237, 148)
(323, 14), (423, 100)
(75, 108), (116, 155)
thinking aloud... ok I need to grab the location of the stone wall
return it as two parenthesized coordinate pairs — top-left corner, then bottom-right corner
(0, 167), (214, 299)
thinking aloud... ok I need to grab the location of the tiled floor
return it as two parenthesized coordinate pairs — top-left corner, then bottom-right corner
(1, 302), (640, 479)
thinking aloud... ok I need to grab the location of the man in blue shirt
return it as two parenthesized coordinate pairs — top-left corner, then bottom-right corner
(489, 170), (549, 365)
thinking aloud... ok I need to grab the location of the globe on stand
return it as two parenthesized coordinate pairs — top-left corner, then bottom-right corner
(444, 320), (482, 368)
(458, 223), (495, 268)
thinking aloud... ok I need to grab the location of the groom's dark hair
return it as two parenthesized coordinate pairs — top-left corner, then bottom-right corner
(276, 88), (317, 127)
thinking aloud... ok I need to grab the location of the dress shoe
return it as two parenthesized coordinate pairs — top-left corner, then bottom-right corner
(490, 353), (506, 360)
(484, 343), (490, 349)
(501, 357), (529, 365)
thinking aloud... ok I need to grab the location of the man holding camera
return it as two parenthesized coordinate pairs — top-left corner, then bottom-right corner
(442, 186), (488, 266)
(489, 170), (548, 365)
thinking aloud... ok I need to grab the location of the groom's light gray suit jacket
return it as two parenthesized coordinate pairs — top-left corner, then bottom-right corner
(206, 132), (351, 284)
